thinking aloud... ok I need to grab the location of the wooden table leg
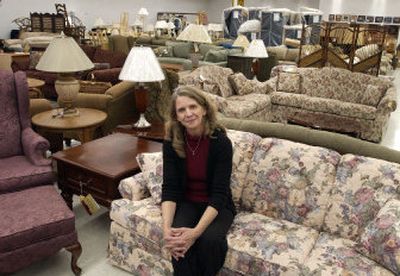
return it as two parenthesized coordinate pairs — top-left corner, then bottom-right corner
(78, 126), (97, 143)
(60, 186), (74, 210)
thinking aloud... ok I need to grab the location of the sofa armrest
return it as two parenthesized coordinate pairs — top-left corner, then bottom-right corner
(74, 93), (111, 111)
(118, 173), (150, 201)
(21, 127), (51, 166)
(105, 81), (135, 99)
(29, 98), (52, 117)
(377, 86), (397, 113)
(264, 77), (277, 94)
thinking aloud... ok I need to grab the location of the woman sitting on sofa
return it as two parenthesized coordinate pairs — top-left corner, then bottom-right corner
(161, 86), (236, 275)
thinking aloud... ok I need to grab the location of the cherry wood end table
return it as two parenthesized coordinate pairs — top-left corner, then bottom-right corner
(32, 107), (107, 152)
(52, 133), (162, 209)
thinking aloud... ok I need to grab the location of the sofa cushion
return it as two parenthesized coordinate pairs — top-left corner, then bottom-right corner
(80, 45), (98, 60)
(199, 44), (223, 57)
(302, 232), (393, 275)
(357, 199), (400, 275)
(360, 84), (385, 106)
(92, 48), (127, 68)
(276, 71), (301, 93)
(323, 154), (400, 241)
(224, 94), (271, 118)
(179, 65), (234, 98)
(0, 156), (54, 193)
(169, 42), (193, 59)
(204, 49), (228, 63)
(226, 212), (319, 274)
(228, 73), (268, 96)
(270, 92), (377, 120)
(266, 45), (288, 60)
(28, 51), (44, 69)
(0, 185), (75, 253)
(136, 152), (163, 204)
(241, 138), (341, 230)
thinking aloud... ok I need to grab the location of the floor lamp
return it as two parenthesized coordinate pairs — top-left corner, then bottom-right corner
(119, 46), (165, 128)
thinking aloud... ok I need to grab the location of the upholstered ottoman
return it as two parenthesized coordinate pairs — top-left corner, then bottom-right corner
(0, 185), (82, 275)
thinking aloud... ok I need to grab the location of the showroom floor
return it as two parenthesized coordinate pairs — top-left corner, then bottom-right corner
(13, 69), (400, 276)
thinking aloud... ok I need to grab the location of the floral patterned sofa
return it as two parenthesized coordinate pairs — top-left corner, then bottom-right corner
(266, 67), (397, 142)
(179, 65), (272, 121)
(108, 123), (400, 275)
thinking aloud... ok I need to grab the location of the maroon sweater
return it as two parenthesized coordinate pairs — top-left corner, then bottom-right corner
(184, 134), (210, 202)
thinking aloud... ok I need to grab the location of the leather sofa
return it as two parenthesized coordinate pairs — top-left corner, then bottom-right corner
(266, 66), (397, 142)
(108, 117), (400, 275)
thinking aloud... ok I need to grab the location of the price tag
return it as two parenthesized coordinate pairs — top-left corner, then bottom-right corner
(297, 30), (302, 39)
(251, 33), (257, 40)
(313, 15), (319, 23)
(233, 11), (239, 19)
(273, 13), (280, 22)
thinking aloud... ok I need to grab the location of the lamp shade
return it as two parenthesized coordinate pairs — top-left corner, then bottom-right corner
(133, 18), (143, 26)
(93, 17), (105, 28)
(155, 20), (168, 29)
(207, 23), (223, 32)
(238, 19), (261, 33)
(167, 21), (175, 29)
(119, 47), (165, 83)
(177, 24), (212, 44)
(245, 39), (268, 58)
(36, 33), (94, 73)
(138, 8), (149, 16)
(233, 34), (250, 49)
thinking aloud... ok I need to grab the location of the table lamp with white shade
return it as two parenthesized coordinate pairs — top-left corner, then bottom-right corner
(177, 24), (212, 68)
(207, 23), (223, 40)
(119, 46), (165, 128)
(233, 34), (250, 50)
(244, 39), (268, 79)
(36, 32), (94, 116)
(155, 20), (168, 37)
(138, 8), (149, 30)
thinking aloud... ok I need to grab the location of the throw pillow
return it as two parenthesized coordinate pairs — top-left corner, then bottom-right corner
(356, 199), (400, 275)
(276, 71), (301, 93)
(28, 51), (44, 69)
(136, 152), (163, 204)
(359, 84), (385, 106)
(228, 73), (254, 95)
(204, 49), (228, 63)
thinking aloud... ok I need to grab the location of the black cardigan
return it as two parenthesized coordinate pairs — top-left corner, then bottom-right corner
(162, 129), (236, 215)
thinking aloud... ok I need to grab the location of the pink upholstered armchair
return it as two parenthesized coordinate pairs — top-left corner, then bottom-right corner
(0, 70), (82, 275)
(0, 70), (54, 194)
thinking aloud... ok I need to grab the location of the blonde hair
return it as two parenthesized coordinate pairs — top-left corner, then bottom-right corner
(164, 86), (225, 158)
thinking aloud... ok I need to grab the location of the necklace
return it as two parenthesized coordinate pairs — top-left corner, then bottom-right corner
(185, 132), (202, 156)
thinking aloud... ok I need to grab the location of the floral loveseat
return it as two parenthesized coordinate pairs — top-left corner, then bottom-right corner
(266, 67), (397, 142)
(179, 65), (272, 121)
(108, 121), (400, 275)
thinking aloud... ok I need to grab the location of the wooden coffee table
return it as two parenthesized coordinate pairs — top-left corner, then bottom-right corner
(53, 133), (162, 209)
(32, 108), (107, 152)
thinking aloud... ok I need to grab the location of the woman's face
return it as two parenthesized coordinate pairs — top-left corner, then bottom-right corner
(175, 95), (206, 136)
